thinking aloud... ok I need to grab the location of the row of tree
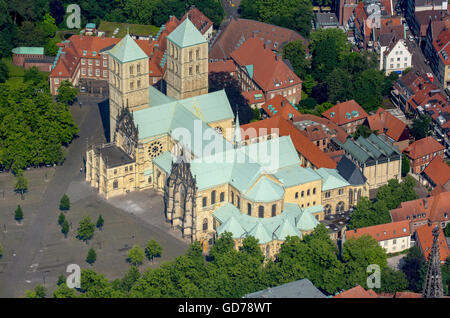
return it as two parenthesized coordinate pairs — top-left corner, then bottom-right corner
(47, 224), (414, 298)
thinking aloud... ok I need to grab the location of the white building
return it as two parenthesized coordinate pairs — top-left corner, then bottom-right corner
(345, 220), (412, 254)
(380, 39), (413, 75)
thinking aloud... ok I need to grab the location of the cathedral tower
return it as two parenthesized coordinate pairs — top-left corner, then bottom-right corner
(165, 18), (208, 100)
(422, 226), (444, 298)
(108, 33), (149, 141)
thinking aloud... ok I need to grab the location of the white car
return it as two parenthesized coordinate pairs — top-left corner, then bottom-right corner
(408, 35), (414, 42)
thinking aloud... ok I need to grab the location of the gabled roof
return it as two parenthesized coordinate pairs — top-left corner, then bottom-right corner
(415, 225), (450, 263)
(245, 176), (285, 202)
(108, 33), (148, 63)
(209, 59), (236, 73)
(166, 18), (207, 48)
(316, 168), (350, 191)
(336, 156), (367, 186)
(242, 90), (265, 105)
(403, 136), (445, 160)
(345, 220), (411, 242)
(230, 37), (302, 93)
(340, 134), (400, 164)
(334, 285), (378, 298)
(261, 95), (302, 120)
(180, 6), (213, 35)
(12, 47), (44, 55)
(422, 156), (450, 188)
(322, 100), (368, 126)
(244, 279), (326, 298)
(366, 108), (409, 142)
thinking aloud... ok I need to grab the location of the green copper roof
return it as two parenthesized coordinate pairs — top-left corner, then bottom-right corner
(274, 166), (321, 188)
(166, 18), (207, 48)
(152, 151), (173, 174)
(245, 65), (254, 79)
(212, 202), (321, 244)
(149, 85), (176, 107)
(341, 134), (400, 164)
(245, 176), (285, 203)
(109, 33), (148, 63)
(12, 47), (44, 55)
(315, 168), (349, 191)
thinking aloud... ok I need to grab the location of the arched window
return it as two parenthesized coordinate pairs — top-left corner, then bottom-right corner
(202, 197), (207, 207)
(211, 190), (216, 205)
(271, 204), (276, 217)
(137, 63), (141, 73)
(336, 201), (345, 213)
(220, 192), (225, 202)
(148, 176), (152, 184)
(265, 245), (270, 258)
(258, 206), (264, 218)
(247, 203), (252, 216)
(295, 192), (298, 199)
(349, 188), (353, 206)
(231, 191), (234, 204)
(203, 218), (208, 232)
(130, 65), (133, 74)
(237, 196), (240, 209)
(324, 204), (332, 214)
(113, 180), (118, 189)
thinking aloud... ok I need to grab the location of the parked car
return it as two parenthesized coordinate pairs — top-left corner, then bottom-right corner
(80, 86), (87, 93)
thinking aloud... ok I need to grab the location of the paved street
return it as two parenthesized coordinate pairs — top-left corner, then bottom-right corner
(0, 97), (188, 297)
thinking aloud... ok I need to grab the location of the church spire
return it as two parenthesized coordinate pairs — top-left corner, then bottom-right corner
(422, 226), (444, 298)
(233, 109), (242, 148)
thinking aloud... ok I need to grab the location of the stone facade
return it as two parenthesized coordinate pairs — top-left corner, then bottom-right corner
(165, 40), (208, 100)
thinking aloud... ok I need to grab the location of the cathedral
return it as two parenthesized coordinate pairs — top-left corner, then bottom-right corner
(86, 19), (368, 257)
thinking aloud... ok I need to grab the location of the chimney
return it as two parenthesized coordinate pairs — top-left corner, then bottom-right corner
(281, 100), (285, 107)
(264, 42), (267, 50)
(424, 199), (428, 209)
(252, 31), (256, 38)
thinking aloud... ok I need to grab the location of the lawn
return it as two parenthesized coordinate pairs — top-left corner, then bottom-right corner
(2, 57), (49, 89)
(98, 21), (159, 38)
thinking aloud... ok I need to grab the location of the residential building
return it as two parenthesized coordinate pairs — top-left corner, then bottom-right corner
(421, 156), (450, 190)
(366, 108), (410, 151)
(335, 0), (360, 27)
(415, 224), (450, 263)
(404, 0), (448, 38)
(332, 133), (402, 190)
(428, 27), (450, 89)
(345, 220), (412, 254)
(390, 191), (450, 232)
(180, 5), (214, 42)
(244, 279), (326, 298)
(314, 12), (340, 29)
(11, 47), (54, 72)
(242, 90), (265, 109)
(209, 18), (307, 61)
(260, 95), (301, 120)
(230, 36), (302, 105)
(381, 39), (413, 75)
(208, 59), (236, 77)
(403, 136), (445, 173)
(322, 100), (368, 134)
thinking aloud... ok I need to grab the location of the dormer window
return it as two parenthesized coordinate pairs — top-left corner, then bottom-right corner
(83, 50), (87, 56)
(93, 51), (96, 57)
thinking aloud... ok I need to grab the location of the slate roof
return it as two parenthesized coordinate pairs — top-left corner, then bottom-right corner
(336, 156), (367, 186)
(244, 279), (326, 298)
(316, 168), (350, 191)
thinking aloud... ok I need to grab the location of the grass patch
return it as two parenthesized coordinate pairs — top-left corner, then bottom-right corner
(98, 21), (159, 38)
(1, 57), (49, 89)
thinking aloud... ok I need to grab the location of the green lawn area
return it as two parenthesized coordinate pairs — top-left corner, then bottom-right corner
(2, 57), (49, 89)
(98, 21), (159, 38)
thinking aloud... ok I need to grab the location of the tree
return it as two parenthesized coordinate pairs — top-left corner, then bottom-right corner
(53, 282), (77, 298)
(57, 80), (78, 105)
(59, 194), (70, 211)
(61, 219), (69, 238)
(14, 174), (28, 196)
(23, 66), (43, 85)
(0, 59), (9, 83)
(208, 71), (253, 124)
(16, 21), (47, 47)
(401, 245), (427, 292)
(86, 248), (97, 265)
(347, 197), (391, 229)
(445, 223), (450, 237)
(374, 267), (408, 293)
(401, 154), (411, 177)
(14, 205), (23, 223)
(57, 274), (66, 286)
(96, 214), (104, 230)
(77, 216), (95, 242)
(50, 0), (65, 25)
(127, 245), (145, 266)
(411, 115), (431, 139)
(282, 40), (309, 79)
(58, 212), (66, 226)
(353, 125), (377, 139)
(25, 284), (46, 298)
(45, 36), (60, 56)
(145, 239), (162, 263)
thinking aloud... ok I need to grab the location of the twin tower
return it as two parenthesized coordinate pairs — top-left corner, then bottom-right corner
(107, 19), (209, 140)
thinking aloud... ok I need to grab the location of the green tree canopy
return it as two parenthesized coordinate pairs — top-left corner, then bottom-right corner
(59, 193), (70, 211)
(86, 248), (97, 265)
(14, 204), (23, 222)
(127, 245), (145, 266)
(57, 80), (78, 105)
(145, 239), (162, 262)
(411, 115), (432, 140)
(77, 216), (95, 242)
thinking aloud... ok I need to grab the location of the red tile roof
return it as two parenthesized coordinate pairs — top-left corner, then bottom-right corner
(293, 114), (349, 144)
(209, 18), (307, 60)
(366, 108), (409, 142)
(403, 136), (445, 160)
(230, 37), (302, 93)
(180, 6), (213, 35)
(241, 117), (337, 169)
(390, 191), (450, 224)
(415, 224), (450, 263)
(322, 100), (368, 126)
(393, 292), (422, 298)
(242, 90), (265, 105)
(433, 28), (450, 65)
(209, 60), (236, 74)
(261, 95), (302, 121)
(423, 156), (450, 188)
(334, 285), (378, 298)
(346, 220), (411, 242)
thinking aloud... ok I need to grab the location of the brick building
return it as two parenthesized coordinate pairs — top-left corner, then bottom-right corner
(322, 100), (368, 134)
(403, 136), (445, 173)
